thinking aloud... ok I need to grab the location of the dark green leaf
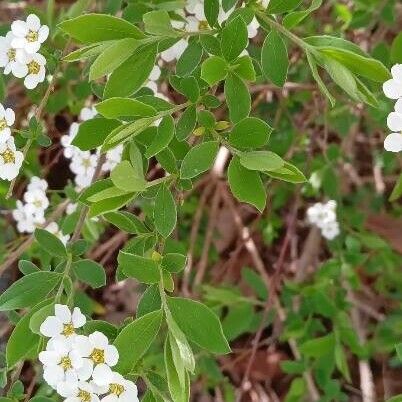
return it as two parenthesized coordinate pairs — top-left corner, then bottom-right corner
(229, 117), (272, 150)
(154, 184), (177, 238)
(34, 228), (67, 257)
(225, 72), (250, 123)
(220, 16), (248, 62)
(180, 141), (218, 179)
(72, 259), (106, 288)
(118, 251), (160, 283)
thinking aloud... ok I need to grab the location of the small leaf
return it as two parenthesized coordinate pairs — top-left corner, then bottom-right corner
(229, 117), (272, 150)
(146, 115), (175, 158)
(154, 184), (177, 238)
(176, 42), (203, 77)
(176, 105), (197, 141)
(204, 0), (220, 27)
(113, 310), (163, 374)
(220, 16), (248, 62)
(143, 10), (176, 36)
(201, 56), (228, 86)
(180, 141), (218, 179)
(265, 161), (306, 183)
(34, 228), (67, 257)
(240, 151), (284, 172)
(266, 0), (303, 14)
(261, 30), (289, 87)
(225, 72), (250, 123)
(72, 259), (106, 288)
(95, 98), (156, 119)
(118, 251), (160, 284)
(104, 211), (148, 234)
(111, 161), (147, 192)
(162, 254), (187, 273)
(137, 284), (162, 318)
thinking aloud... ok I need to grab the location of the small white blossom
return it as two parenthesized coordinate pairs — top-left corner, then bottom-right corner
(321, 220), (340, 240)
(96, 372), (139, 402)
(61, 122), (80, 159)
(0, 32), (21, 76)
(383, 64), (402, 99)
(306, 200), (339, 240)
(66, 203), (78, 215)
(19, 52), (46, 89)
(40, 304), (86, 340)
(74, 173), (93, 191)
(80, 106), (97, 121)
(58, 380), (100, 402)
(27, 176), (48, 192)
(74, 332), (119, 386)
(0, 137), (24, 181)
(0, 103), (15, 143)
(12, 200), (44, 233)
(46, 222), (70, 245)
(24, 188), (49, 211)
(102, 145), (123, 172)
(70, 151), (97, 177)
(11, 14), (49, 55)
(384, 132), (402, 152)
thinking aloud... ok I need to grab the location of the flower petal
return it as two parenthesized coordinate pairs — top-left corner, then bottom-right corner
(40, 316), (63, 337)
(384, 132), (402, 152)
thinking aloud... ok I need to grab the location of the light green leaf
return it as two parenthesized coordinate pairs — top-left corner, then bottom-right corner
(240, 151), (284, 172)
(88, 192), (136, 218)
(72, 259), (106, 288)
(261, 30), (289, 87)
(265, 161), (306, 183)
(143, 10), (176, 36)
(204, 0), (219, 28)
(232, 55), (256, 82)
(34, 228), (67, 257)
(283, 0), (322, 29)
(266, 0), (303, 14)
(95, 98), (156, 119)
(201, 56), (228, 86)
(167, 296), (231, 354)
(104, 211), (148, 234)
(228, 156), (266, 212)
(118, 251), (160, 284)
(146, 115), (175, 158)
(225, 72), (250, 123)
(111, 161), (147, 192)
(154, 184), (177, 238)
(137, 284), (162, 318)
(300, 334), (335, 357)
(180, 141), (218, 179)
(162, 253), (187, 273)
(176, 105), (197, 141)
(59, 14), (145, 43)
(113, 310), (163, 374)
(0, 272), (61, 311)
(229, 117), (272, 150)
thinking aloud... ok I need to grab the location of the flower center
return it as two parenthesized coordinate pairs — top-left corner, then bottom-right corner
(109, 383), (125, 396)
(198, 20), (209, 30)
(59, 356), (72, 371)
(90, 348), (105, 364)
(7, 48), (16, 62)
(0, 118), (7, 130)
(27, 60), (40, 75)
(78, 389), (91, 402)
(33, 199), (42, 208)
(26, 30), (39, 43)
(62, 322), (75, 337)
(1, 148), (15, 164)
(82, 158), (92, 168)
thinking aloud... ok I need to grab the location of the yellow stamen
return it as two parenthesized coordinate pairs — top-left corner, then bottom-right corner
(90, 348), (105, 364)
(0, 118), (7, 130)
(1, 148), (15, 164)
(109, 383), (125, 396)
(27, 60), (40, 75)
(26, 30), (38, 43)
(198, 20), (209, 30)
(78, 389), (91, 402)
(62, 323), (75, 337)
(59, 356), (72, 371)
(7, 48), (15, 62)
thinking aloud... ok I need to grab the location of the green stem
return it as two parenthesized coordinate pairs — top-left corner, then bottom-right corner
(55, 253), (73, 302)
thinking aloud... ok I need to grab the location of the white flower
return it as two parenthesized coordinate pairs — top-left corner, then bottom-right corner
(61, 123), (80, 159)
(0, 32), (22, 76)
(70, 151), (97, 177)
(24, 188), (49, 211)
(149, 65), (161, 82)
(74, 332), (119, 386)
(12, 200), (44, 233)
(46, 222), (70, 245)
(383, 64), (402, 99)
(321, 221), (340, 240)
(306, 200), (339, 240)
(384, 132), (402, 152)
(387, 98), (402, 131)
(67, 203), (78, 215)
(0, 103), (15, 144)
(11, 14), (49, 55)
(40, 304), (86, 340)
(247, 17), (260, 38)
(96, 372), (139, 402)
(0, 137), (24, 181)
(19, 52), (46, 89)
(39, 337), (86, 389)
(74, 173), (93, 191)
(102, 145), (123, 172)
(27, 176), (48, 192)
(58, 380), (100, 402)
(80, 106), (97, 121)
(160, 39), (188, 62)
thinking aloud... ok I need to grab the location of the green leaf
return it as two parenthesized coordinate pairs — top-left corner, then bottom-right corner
(201, 56), (228, 86)
(137, 284), (162, 318)
(229, 117), (272, 150)
(300, 334), (335, 358)
(104, 43), (158, 98)
(265, 161), (306, 183)
(266, 0), (303, 14)
(113, 310), (163, 374)
(180, 141), (218, 179)
(221, 16), (248, 62)
(7, 299), (52, 368)
(167, 297), (231, 354)
(59, 14), (145, 43)
(104, 211), (148, 234)
(232, 55), (256, 81)
(261, 30), (289, 87)
(240, 151), (284, 172)
(111, 161), (147, 192)
(154, 184), (177, 238)
(162, 253), (187, 273)
(143, 10), (176, 36)
(228, 156), (266, 212)
(89, 38), (139, 80)
(225, 72), (250, 123)
(390, 174), (402, 201)
(64, 42), (113, 62)
(72, 118), (121, 151)
(118, 251), (160, 284)
(87, 186), (131, 203)
(72, 259), (106, 288)
(0, 272), (61, 311)
(34, 228), (67, 257)
(176, 41), (203, 77)
(146, 115), (175, 158)
(88, 192), (136, 218)
(179, 76), (200, 102)
(304, 35), (370, 57)
(386, 397), (402, 402)
(83, 320), (118, 341)
(283, 0), (322, 29)
(29, 302), (56, 334)
(18, 260), (40, 275)
(176, 105), (197, 141)
(95, 98), (156, 119)
(204, 0), (219, 27)
(318, 46), (390, 82)
(391, 32), (402, 63)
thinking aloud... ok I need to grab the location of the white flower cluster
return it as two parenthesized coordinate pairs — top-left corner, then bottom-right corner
(383, 64), (402, 153)
(11, 176), (70, 243)
(61, 106), (123, 191)
(306, 200), (340, 240)
(39, 304), (139, 402)
(0, 14), (48, 89)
